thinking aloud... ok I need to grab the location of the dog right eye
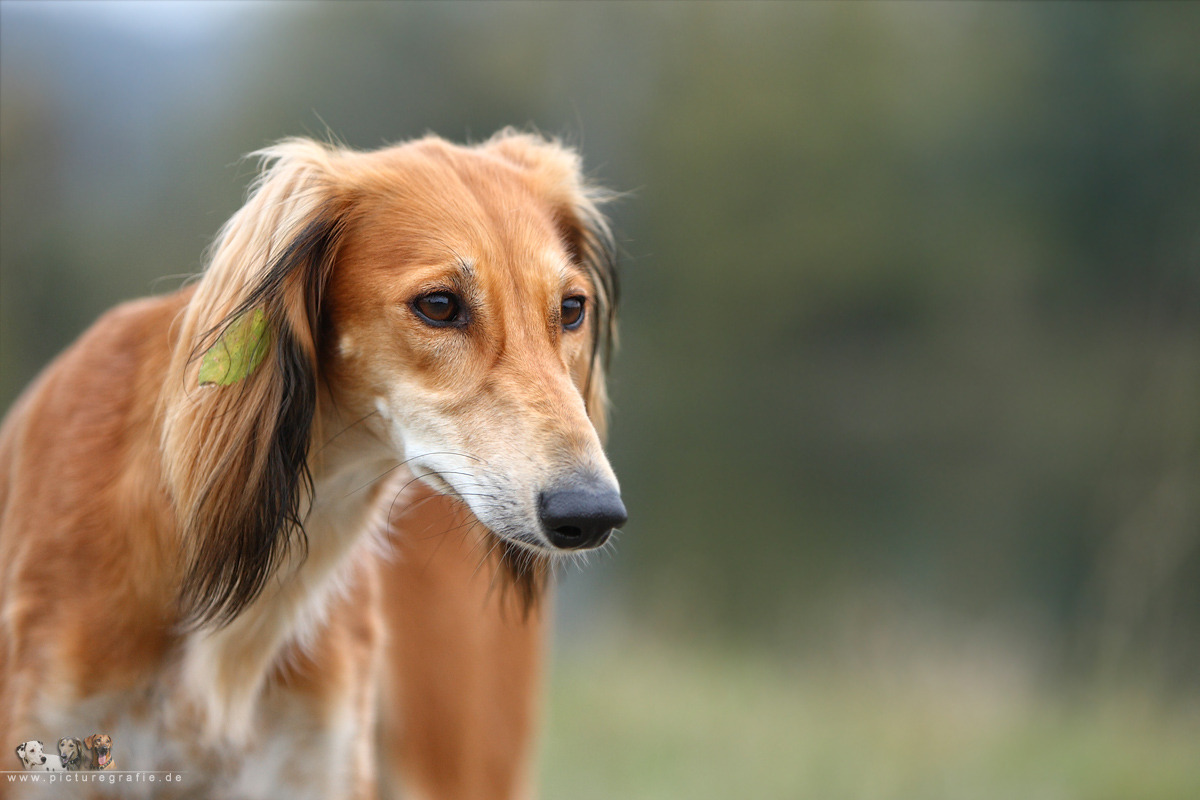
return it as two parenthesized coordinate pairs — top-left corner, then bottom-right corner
(412, 292), (465, 327)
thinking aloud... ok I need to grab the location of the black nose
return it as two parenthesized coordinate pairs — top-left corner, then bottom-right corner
(538, 486), (627, 550)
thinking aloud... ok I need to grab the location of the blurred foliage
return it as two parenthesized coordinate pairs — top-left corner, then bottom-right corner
(2, 2), (1198, 684)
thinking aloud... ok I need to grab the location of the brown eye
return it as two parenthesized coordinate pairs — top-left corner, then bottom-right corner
(561, 296), (586, 330)
(413, 292), (463, 326)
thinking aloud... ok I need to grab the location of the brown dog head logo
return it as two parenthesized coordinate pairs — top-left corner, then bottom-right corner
(83, 734), (114, 770)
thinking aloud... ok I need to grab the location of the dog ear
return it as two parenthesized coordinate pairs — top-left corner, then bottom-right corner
(162, 139), (351, 628)
(16, 743), (24, 758)
(484, 130), (619, 442)
(83, 735), (95, 750)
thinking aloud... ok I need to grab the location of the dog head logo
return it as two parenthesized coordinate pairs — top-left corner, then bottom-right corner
(16, 740), (45, 769)
(57, 737), (85, 770)
(84, 734), (116, 770)
(15, 740), (62, 771)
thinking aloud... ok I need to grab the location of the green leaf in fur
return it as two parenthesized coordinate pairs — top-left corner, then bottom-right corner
(199, 308), (271, 386)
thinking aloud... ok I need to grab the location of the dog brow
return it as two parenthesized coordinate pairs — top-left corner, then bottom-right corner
(449, 256), (475, 288)
(438, 256), (478, 299)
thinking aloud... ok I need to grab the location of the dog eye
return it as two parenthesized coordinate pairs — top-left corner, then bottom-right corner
(561, 296), (586, 330)
(413, 292), (464, 327)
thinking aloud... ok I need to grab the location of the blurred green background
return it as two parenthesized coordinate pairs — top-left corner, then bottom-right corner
(2, 2), (1197, 797)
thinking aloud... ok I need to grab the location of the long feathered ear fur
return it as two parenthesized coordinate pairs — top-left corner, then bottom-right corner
(162, 139), (350, 628)
(484, 130), (620, 610)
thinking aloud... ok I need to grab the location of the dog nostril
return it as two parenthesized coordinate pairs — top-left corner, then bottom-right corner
(538, 485), (627, 551)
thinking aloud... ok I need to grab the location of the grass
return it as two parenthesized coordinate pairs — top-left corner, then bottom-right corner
(539, 636), (1200, 800)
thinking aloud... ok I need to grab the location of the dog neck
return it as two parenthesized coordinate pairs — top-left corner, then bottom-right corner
(179, 415), (398, 745)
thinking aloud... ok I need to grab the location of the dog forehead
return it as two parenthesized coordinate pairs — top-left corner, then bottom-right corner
(347, 147), (566, 265)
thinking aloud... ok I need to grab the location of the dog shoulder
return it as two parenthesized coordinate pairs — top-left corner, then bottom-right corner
(0, 288), (192, 462)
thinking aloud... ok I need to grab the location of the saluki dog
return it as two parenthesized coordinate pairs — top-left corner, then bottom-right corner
(0, 130), (624, 798)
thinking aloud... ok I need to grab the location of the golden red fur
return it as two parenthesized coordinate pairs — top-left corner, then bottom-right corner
(0, 130), (621, 798)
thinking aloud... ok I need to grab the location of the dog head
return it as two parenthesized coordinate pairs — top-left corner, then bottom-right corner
(164, 131), (624, 626)
(16, 740), (45, 769)
(57, 737), (83, 768)
(84, 734), (113, 769)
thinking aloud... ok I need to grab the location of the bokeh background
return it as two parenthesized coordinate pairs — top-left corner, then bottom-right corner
(2, 2), (1198, 797)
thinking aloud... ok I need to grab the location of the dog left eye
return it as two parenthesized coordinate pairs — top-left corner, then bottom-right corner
(412, 292), (464, 327)
(561, 296), (586, 330)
